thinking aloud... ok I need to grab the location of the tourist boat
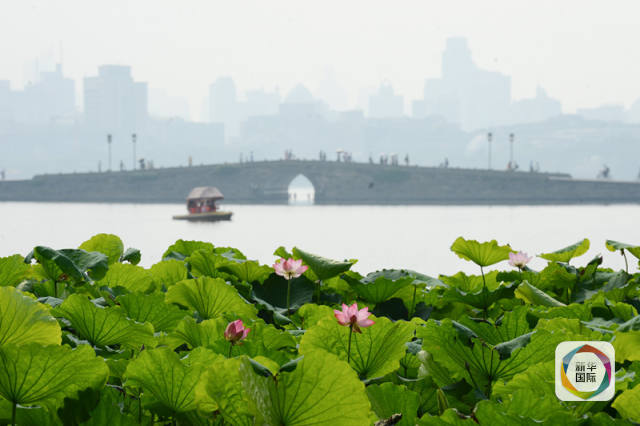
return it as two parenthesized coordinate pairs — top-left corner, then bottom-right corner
(172, 186), (233, 221)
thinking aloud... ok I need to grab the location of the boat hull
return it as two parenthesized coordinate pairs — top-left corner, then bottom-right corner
(172, 211), (233, 221)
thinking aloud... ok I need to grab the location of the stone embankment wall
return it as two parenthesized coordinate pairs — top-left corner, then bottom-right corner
(0, 160), (638, 205)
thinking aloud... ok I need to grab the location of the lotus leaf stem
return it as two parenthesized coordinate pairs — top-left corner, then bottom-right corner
(622, 250), (629, 275)
(347, 325), (354, 364)
(286, 277), (291, 315)
(480, 266), (488, 319)
(11, 401), (16, 426)
(410, 285), (417, 318)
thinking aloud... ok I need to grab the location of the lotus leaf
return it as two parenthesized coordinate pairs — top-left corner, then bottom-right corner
(240, 351), (371, 425)
(539, 238), (590, 263)
(299, 315), (414, 380)
(166, 277), (257, 319)
(0, 286), (61, 347)
(450, 237), (512, 267)
(0, 343), (108, 408)
(79, 234), (124, 265)
(0, 254), (29, 287)
(292, 247), (355, 281)
(54, 294), (155, 348)
(96, 263), (155, 293)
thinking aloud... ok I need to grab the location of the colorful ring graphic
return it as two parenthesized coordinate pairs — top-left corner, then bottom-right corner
(560, 344), (611, 399)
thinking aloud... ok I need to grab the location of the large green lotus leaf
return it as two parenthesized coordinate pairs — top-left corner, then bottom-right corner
(0, 287), (61, 346)
(202, 357), (253, 426)
(440, 270), (501, 292)
(96, 263), (155, 293)
(366, 383), (419, 426)
(54, 294), (155, 348)
(418, 409), (477, 425)
(0, 254), (29, 287)
(613, 331), (640, 362)
(57, 249), (109, 282)
(612, 383), (640, 422)
(492, 360), (554, 398)
(240, 351), (371, 425)
(171, 317), (296, 365)
(535, 261), (577, 291)
(148, 259), (188, 289)
(116, 292), (188, 332)
(80, 387), (136, 425)
(292, 247), (355, 281)
(457, 307), (531, 346)
(219, 260), (272, 284)
(166, 277), (257, 319)
(295, 303), (335, 328)
(124, 346), (221, 414)
(170, 317), (226, 349)
(606, 240), (640, 260)
(342, 270), (414, 303)
(186, 250), (229, 278)
(418, 319), (561, 393)
(0, 400), (59, 426)
(474, 393), (580, 425)
(0, 343), (108, 408)
(514, 281), (566, 307)
(163, 240), (214, 261)
(450, 237), (512, 267)
(539, 238), (590, 263)
(27, 246), (109, 282)
(299, 315), (414, 380)
(119, 247), (141, 265)
(79, 234), (124, 265)
(439, 273), (514, 310)
(252, 274), (314, 312)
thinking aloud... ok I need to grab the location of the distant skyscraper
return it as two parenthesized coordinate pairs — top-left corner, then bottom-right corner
(628, 98), (640, 123)
(510, 87), (562, 124)
(209, 77), (238, 141)
(84, 65), (147, 131)
(0, 80), (10, 123)
(577, 104), (626, 123)
(6, 64), (75, 124)
(368, 82), (404, 118)
(416, 37), (510, 130)
(243, 89), (280, 117)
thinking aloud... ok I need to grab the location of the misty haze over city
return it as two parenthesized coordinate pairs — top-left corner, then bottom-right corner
(2, 0), (640, 180)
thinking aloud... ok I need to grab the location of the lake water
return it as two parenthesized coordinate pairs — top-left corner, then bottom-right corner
(0, 202), (638, 276)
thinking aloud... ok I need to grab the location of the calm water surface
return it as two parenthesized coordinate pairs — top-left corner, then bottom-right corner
(0, 202), (638, 276)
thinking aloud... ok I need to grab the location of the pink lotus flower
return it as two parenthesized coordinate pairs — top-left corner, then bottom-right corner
(224, 319), (250, 343)
(273, 258), (308, 279)
(334, 303), (375, 333)
(508, 251), (532, 269)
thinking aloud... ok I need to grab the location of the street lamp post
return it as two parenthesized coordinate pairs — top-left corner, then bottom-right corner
(487, 132), (492, 170)
(509, 133), (515, 170)
(107, 134), (112, 171)
(132, 133), (137, 170)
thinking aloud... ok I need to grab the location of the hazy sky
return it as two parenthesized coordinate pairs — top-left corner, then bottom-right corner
(2, 0), (639, 119)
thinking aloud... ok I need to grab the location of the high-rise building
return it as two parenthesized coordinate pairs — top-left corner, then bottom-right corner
(368, 82), (404, 118)
(416, 38), (511, 130)
(510, 87), (562, 124)
(0, 80), (10, 123)
(209, 77), (238, 141)
(83, 65), (147, 131)
(6, 64), (75, 124)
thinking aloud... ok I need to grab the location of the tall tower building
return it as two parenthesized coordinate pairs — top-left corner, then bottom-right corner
(84, 65), (147, 131)
(209, 77), (238, 141)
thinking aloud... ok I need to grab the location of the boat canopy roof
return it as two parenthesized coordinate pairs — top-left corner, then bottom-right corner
(187, 186), (224, 201)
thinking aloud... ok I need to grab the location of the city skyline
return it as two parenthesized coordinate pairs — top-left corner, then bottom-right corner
(2, 0), (640, 120)
(3, 36), (640, 134)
